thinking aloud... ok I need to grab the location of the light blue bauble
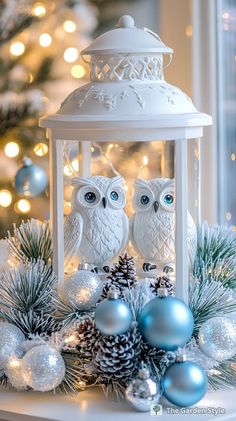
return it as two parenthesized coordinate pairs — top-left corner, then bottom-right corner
(138, 296), (194, 350)
(95, 296), (132, 335)
(162, 361), (208, 407)
(15, 158), (48, 198)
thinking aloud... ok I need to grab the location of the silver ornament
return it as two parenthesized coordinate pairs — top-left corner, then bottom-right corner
(64, 265), (103, 310)
(22, 345), (65, 392)
(6, 358), (27, 390)
(0, 322), (25, 369)
(95, 289), (132, 335)
(125, 362), (160, 412)
(198, 317), (236, 362)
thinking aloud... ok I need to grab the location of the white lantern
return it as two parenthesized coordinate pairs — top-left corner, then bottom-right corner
(40, 15), (212, 302)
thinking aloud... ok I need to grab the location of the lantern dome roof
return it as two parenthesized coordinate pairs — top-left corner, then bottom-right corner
(81, 15), (173, 56)
(39, 15), (212, 137)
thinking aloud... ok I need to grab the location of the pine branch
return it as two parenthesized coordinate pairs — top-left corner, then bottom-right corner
(7, 219), (53, 264)
(189, 278), (236, 337)
(208, 358), (236, 390)
(54, 294), (93, 327)
(194, 223), (236, 289)
(0, 260), (56, 315)
(0, 15), (35, 46)
(0, 90), (43, 137)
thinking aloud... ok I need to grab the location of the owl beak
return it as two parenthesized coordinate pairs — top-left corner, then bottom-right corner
(154, 201), (159, 213)
(102, 197), (107, 208)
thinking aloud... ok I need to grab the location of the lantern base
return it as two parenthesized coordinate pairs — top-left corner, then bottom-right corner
(0, 387), (233, 420)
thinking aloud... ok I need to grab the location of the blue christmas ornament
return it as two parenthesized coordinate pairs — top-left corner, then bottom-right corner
(138, 289), (194, 350)
(162, 359), (208, 407)
(95, 289), (132, 335)
(15, 157), (48, 198)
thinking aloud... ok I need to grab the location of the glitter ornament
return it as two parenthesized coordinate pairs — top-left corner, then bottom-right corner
(22, 345), (65, 392)
(138, 288), (194, 350)
(95, 289), (132, 335)
(15, 157), (48, 198)
(0, 322), (25, 369)
(64, 264), (103, 310)
(6, 358), (27, 390)
(125, 362), (160, 412)
(198, 317), (236, 362)
(162, 356), (208, 407)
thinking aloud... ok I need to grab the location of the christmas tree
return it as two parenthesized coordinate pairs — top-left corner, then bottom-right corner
(0, 0), (97, 237)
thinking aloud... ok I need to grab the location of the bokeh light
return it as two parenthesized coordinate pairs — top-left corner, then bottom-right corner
(63, 20), (76, 33)
(64, 48), (78, 63)
(15, 199), (31, 214)
(10, 42), (25, 56)
(71, 64), (86, 79)
(0, 190), (12, 208)
(39, 33), (52, 47)
(4, 142), (20, 158)
(34, 143), (48, 156)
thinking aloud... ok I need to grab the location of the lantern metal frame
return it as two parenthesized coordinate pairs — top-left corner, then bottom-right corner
(40, 15), (212, 302)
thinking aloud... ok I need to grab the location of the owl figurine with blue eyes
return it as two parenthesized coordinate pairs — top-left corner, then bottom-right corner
(64, 175), (129, 271)
(130, 178), (197, 273)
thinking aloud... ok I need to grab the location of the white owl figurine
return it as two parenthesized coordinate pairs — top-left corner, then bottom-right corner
(130, 178), (197, 272)
(64, 175), (129, 270)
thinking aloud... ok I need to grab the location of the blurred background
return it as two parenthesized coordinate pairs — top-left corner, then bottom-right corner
(0, 0), (235, 237)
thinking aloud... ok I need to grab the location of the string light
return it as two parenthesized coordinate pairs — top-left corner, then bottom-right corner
(10, 42), (25, 56)
(39, 33), (52, 47)
(28, 73), (34, 83)
(226, 212), (232, 221)
(0, 190), (12, 207)
(71, 64), (86, 79)
(222, 12), (230, 20)
(231, 153), (236, 161)
(16, 199), (31, 214)
(63, 20), (76, 33)
(4, 142), (20, 158)
(64, 48), (78, 63)
(34, 143), (48, 156)
(185, 25), (192, 37)
(143, 156), (149, 166)
(32, 2), (46, 17)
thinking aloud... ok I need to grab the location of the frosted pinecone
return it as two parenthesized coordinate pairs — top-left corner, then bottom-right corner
(93, 322), (142, 380)
(102, 254), (137, 298)
(150, 276), (174, 296)
(74, 318), (98, 357)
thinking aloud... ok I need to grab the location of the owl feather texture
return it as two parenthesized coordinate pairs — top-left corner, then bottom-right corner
(64, 176), (129, 268)
(130, 178), (197, 272)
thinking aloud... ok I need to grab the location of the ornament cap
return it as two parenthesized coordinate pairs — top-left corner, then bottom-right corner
(107, 288), (119, 300)
(22, 157), (32, 167)
(157, 287), (168, 298)
(138, 362), (150, 379)
(175, 354), (187, 363)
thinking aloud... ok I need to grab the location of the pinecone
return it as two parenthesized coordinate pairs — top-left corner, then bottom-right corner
(150, 276), (174, 296)
(106, 254), (137, 296)
(93, 322), (142, 380)
(74, 318), (98, 357)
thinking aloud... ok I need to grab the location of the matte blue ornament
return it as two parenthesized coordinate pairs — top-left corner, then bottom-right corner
(162, 359), (208, 407)
(95, 289), (132, 335)
(15, 157), (48, 198)
(138, 289), (194, 350)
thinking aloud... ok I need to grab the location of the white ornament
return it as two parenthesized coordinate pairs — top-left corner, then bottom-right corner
(22, 344), (65, 392)
(130, 178), (197, 271)
(64, 176), (129, 268)
(199, 317), (236, 362)
(0, 322), (25, 369)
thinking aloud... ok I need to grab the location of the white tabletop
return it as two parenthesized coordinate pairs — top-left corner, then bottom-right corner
(0, 388), (235, 421)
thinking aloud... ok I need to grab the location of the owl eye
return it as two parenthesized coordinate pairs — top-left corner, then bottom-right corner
(140, 195), (150, 205)
(164, 193), (174, 205)
(84, 192), (96, 203)
(110, 191), (119, 201)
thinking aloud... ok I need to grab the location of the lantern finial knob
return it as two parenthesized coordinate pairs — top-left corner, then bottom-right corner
(118, 15), (135, 28)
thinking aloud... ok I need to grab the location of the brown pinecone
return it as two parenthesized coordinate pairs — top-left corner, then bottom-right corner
(150, 276), (174, 296)
(74, 318), (98, 357)
(93, 322), (141, 380)
(106, 254), (137, 296)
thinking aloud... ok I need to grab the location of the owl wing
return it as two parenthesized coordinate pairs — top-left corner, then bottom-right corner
(64, 210), (83, 265)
